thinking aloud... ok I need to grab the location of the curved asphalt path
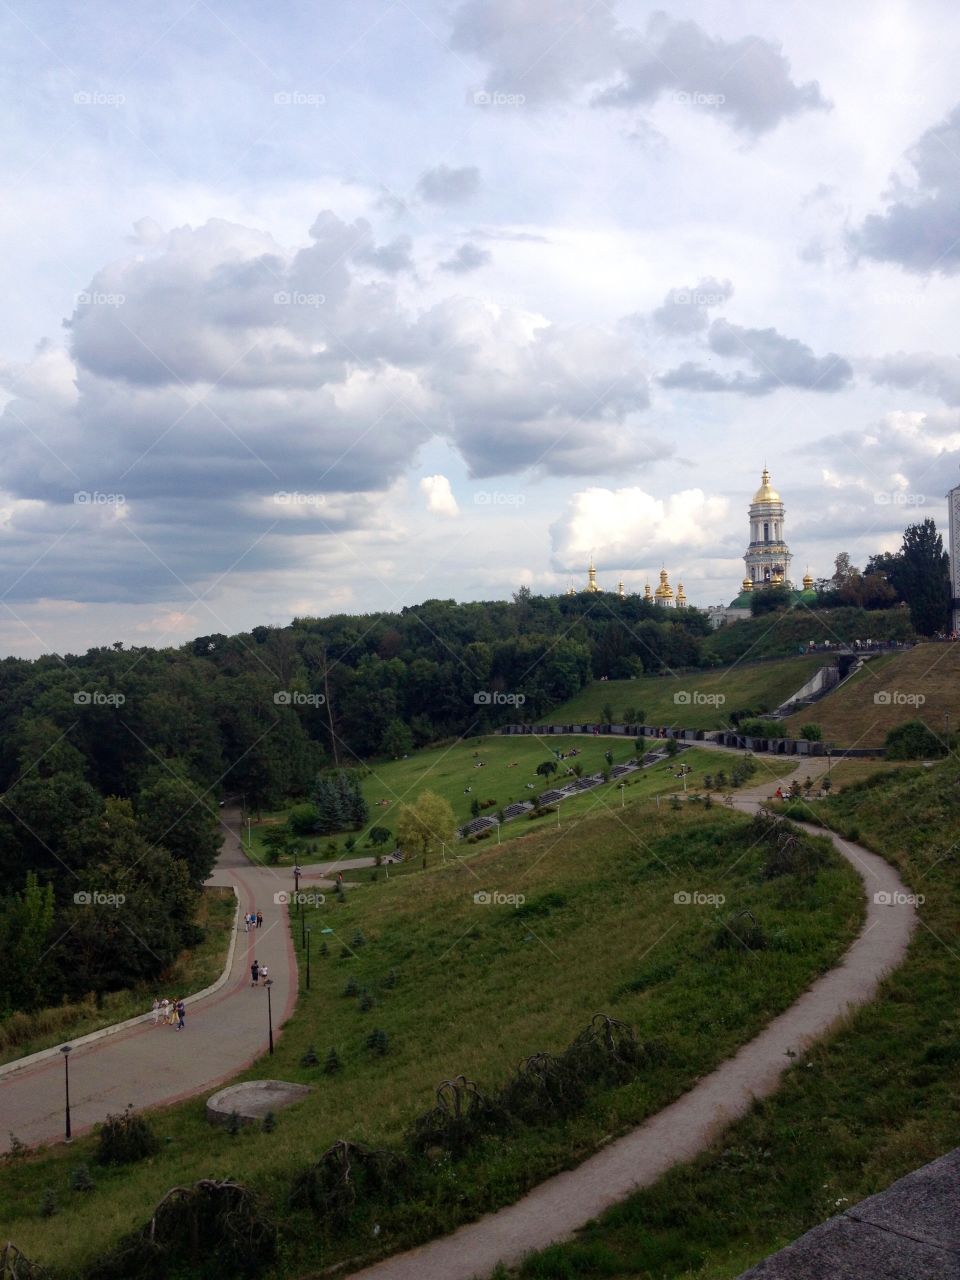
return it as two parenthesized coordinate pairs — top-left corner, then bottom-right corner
(0, 808), (299, 1152)
(348, 766), (917, 1280)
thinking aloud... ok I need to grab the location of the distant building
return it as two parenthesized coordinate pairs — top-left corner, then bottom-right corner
(707, 468), (816, 628)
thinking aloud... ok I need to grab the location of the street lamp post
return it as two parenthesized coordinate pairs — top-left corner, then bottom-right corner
(305, 927), (311, 991)
(294, 864), (301, 895)
(60, 1044), (72, 1142)
(264, 978), (274, 1055)
(619, 782), (625, 807)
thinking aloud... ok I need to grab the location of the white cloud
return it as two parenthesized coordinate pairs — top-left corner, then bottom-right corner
(551, 485), (729, 570)
(420, 473), (460, 517)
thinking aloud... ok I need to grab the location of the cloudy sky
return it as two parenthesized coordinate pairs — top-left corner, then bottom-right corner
(2, 0), (960, 656)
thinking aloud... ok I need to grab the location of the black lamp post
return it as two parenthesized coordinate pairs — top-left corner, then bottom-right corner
(60, 1044), (72, 1142)
(294, 864), (301, 895)
(264, 978), (274, 1055)
(305, 927), (311, 991)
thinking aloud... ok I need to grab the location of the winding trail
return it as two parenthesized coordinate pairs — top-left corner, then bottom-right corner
(348, 767), (917, 1280)
(0, 808), (301, 1152)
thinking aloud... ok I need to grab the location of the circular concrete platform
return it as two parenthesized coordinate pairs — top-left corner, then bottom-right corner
(206, 1079), (311, 1126)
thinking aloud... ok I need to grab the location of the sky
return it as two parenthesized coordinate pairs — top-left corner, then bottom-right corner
(2, 0), (960, 656)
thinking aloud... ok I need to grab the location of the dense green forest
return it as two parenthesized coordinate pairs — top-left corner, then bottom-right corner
(0, 556), (926, 1018)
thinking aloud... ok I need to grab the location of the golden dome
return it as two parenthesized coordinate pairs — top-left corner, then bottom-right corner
(741, 576), (753, 592)
(751, 467), (782, 505)
(643, 582), (652, 599)
(654, 568), (674, 599)
(802, 570), (814, 590)
(771, 571), (784, 585)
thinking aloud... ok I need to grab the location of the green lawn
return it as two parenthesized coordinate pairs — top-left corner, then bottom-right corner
(0, 798), (862, 1280)
(0, 888), (237, 1067)
(245, 736), (731, 865)
(510, 757), (960, 1280)
(544, 655), (826, 729)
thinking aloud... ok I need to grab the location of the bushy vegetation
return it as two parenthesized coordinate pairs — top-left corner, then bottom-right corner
(884, 718), (947, 760)
(512, 758), (960, 1280)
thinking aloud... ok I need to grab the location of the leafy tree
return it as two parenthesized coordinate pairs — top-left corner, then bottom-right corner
(369, 826), (391, 848)
(800, 723), (823, 741)
(751, 584), (792, 616)
(380, 719), (414, 759)
(395, 790), (457, 864)
(896, 520), (951, 635)
(535, 760), (558, 781)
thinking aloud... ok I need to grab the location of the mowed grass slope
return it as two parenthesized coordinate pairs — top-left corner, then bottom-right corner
(512, 759), (960, 1280)
(248, 736), (723, 863)
(785, 643), (960, 747)
(0, 800), (863, 1279)
(544, 655), (826, 729)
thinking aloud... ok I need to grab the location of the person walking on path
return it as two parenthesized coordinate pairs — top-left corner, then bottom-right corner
(260, 964), (269, 984)
(176, 999), (185, 1031)
(166, 1000), (178, 1027)
(151, 998), (160, 1025)
(256, 910), (263, 928)
(251, 960), (259, 987)
(158, 998), (169, 1026)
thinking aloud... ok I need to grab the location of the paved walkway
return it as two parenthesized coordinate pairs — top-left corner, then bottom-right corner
(0, 809), (298, 1152)
(348, 770), (916, 1280)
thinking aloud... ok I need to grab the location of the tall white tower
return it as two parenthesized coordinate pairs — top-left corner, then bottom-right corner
(948, 475), (960, 634)
(745, 468), (792, 589)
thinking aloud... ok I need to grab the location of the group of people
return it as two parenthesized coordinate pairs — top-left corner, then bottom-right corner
(250, 960), (270, 986)
(152, 997), (186, 1031)
(244, 911), (263, 931)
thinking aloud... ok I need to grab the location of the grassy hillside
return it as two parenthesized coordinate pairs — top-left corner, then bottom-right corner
(0, 800), (862, 1279)
(785, 643), (960, 747)
(703, 605), (915, 664)
(247, 736), (724, 863)
(544, 655), (826, 729)
(511, 758), (960, 1280)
